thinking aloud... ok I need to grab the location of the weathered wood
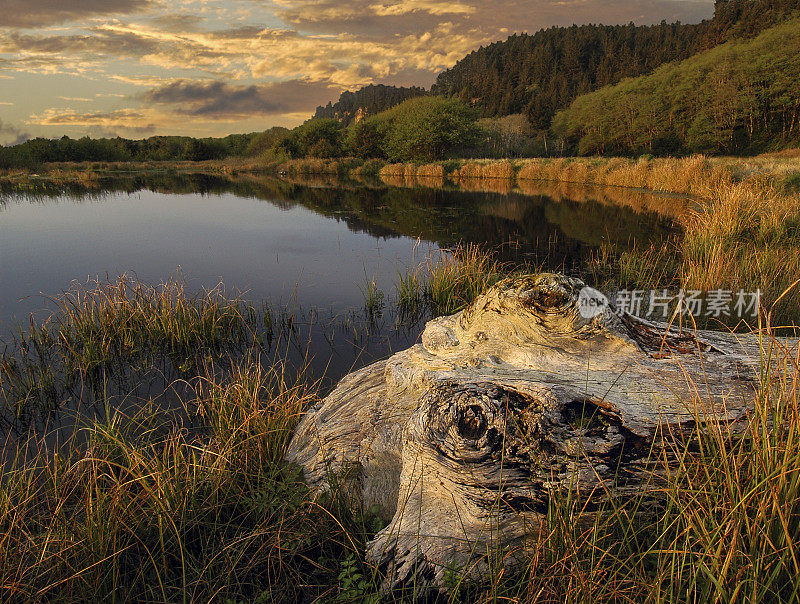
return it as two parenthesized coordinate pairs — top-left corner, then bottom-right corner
(286, 273), (795, 589)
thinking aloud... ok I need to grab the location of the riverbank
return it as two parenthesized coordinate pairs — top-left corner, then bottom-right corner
(281, 154), (800, 325)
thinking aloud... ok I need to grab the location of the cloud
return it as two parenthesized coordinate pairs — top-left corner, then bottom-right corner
(273, 0), (714, 38)
(1, 28), (163, 58)
(1, 0), (717, 138)
(29, 108), (155, 133)
(369, 1), (476, 17)
(0, 0), (154, 28)
(0, 119), (31, 145)
(141, 79), (342, 118)
(148, 13), (204, 31)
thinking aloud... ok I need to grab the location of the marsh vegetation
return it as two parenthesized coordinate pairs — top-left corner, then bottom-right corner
(2, 261), (800, 602)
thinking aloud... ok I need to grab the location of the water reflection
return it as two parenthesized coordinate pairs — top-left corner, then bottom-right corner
(0, 174), (681, 442)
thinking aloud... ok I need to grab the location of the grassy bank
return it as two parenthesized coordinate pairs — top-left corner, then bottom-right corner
(2, 267), (800, 602)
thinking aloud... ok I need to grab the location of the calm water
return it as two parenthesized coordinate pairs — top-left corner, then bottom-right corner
(1, 174), (677, 333)
(0, 174), (679, 440)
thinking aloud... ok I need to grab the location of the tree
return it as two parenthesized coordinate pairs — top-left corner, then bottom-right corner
(244, 127), (290, 156)
(382, 97), (479, 161)
(277, 119), (344, 158)
(552, 18), (800, 156)
(345, 118), (389, 158)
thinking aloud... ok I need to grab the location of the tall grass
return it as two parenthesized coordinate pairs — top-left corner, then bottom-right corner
(679, 181), (800, 325)
(643, 329), (800, 602)
(0, 359), (381, 602)
(0, 276), (266, 426)
(394, 244), (505, 316)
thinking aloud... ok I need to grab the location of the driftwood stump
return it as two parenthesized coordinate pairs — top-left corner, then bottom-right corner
(287, 273), (783, 589)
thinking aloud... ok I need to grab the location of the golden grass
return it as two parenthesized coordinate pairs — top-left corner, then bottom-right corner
(517, 179), (692, 220)
(278, 158), (342, 176)
(679, 182), (800, 323)
(414, 163), (445, 179)
(514, 155), (739, 197)
(378, 163), (406, 178)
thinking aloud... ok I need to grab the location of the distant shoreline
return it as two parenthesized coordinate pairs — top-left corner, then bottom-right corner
(3, 150), (799, 200)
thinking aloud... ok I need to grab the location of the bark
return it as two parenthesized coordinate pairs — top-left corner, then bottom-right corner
(286, 273), (795, 591)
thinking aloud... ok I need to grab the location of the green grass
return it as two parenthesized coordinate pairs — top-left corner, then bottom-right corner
(0, 276), (270, 426)
(391, 243), (505, 318)
(358, 273), (385, 319)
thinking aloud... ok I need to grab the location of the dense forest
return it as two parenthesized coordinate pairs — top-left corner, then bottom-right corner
(431, 0), (800, 128)
(552, 18), (800, 155)
(312, 85), (427, 125)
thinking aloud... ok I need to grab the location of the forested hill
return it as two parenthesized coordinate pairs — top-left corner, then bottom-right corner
(552, 17), (800, 155)
(430, 0), (800, 128)
(312, 85), (426, 125)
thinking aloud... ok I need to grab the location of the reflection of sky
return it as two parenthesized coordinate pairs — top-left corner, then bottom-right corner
(0, 190), (437, 331)
(0, 0), (714, 142)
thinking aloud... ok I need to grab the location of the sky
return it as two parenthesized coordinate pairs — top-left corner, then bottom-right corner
(0, 0), (715, 143)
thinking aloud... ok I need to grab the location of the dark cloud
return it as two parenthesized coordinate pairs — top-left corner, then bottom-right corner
(142, 79), (341, 117)
(0, 0), (153, 28)
(0, 118), (31, 145)
(0, 29), (161, 56)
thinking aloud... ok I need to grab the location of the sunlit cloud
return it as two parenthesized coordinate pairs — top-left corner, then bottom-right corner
(28, 107), (156, 134)
(369, 1), (476, 17)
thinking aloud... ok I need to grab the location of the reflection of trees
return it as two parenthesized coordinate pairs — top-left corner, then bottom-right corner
(2, 172), (679, 272)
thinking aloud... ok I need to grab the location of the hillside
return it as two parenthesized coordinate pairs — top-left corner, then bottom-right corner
(551, 18), (800, 155)
(430, 0), (799, 129)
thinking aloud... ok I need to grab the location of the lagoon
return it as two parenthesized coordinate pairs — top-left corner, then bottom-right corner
(0, 174), (680, 436)
(1, 174), (677, 338)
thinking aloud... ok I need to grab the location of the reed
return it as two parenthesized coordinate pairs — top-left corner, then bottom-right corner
(394, 262), (425, 318)
(679, 181), (800, 325)
(414, 163), (445, 179)
(358, 274), (385, 318)
(0, 358), (378, 602)
(423, 244), (504, 315)
(378, 163), (406, 178)
(0, 276), (264, 423)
